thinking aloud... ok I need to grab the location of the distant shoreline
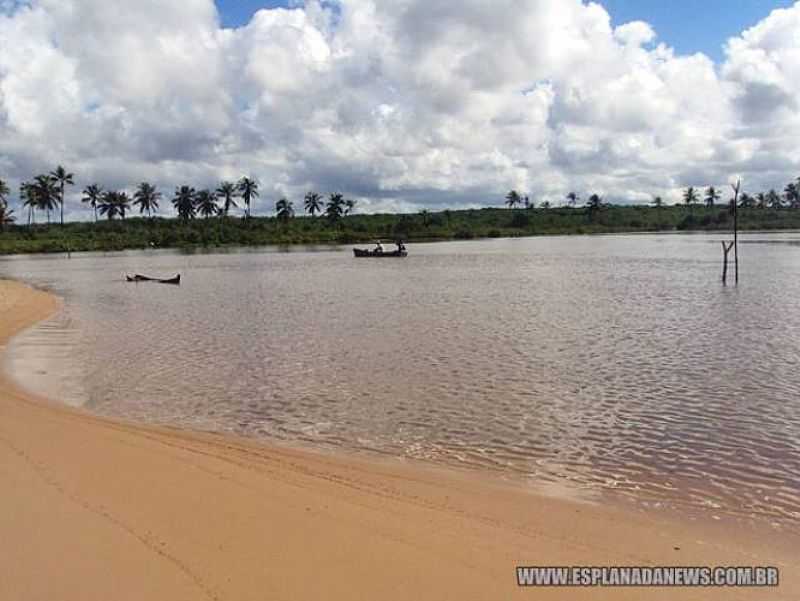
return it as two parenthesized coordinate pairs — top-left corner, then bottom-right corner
(3, 204), (800, 255)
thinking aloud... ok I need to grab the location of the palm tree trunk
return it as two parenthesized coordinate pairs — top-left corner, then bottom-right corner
(60, 182), (64, 226)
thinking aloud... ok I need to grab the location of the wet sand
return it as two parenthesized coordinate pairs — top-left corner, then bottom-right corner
(0, 278), (797, 600)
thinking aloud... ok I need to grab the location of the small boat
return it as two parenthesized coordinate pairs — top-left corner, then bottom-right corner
(126, 274), (181, 285)
(353, 248), (407, 258)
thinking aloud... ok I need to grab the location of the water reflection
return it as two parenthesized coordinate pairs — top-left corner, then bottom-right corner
(3, 234), (800, 529)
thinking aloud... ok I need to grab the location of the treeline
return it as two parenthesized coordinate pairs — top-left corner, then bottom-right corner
(1, 167), (799, 254)
(1, 167), (359, 227)
(3, 204), (800, 255)
(504, 178), (800, 212)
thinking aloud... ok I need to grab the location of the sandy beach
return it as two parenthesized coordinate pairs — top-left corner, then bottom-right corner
(0, 278), (797, 601)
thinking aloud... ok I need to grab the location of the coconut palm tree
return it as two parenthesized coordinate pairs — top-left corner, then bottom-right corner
(0, 201), (14, 232)
(767, 188), (782, 209)
(115, 191), (131, 219)
(566, 192), (579, 207)
(325, 193), (344, 225)
(505, 190), (521, 209)
(784, 182), (800, 208)
(586, 193), (603, 210)
(704, 186), (720, 208)
(304, 191), (323, 217)
(738, 193), (755, 208)
(683, 186), (699, 210)
(173, 186), (197, 221)
(237, 177), (258, 219)
(50, 165), (74, 226)
(196, 189), (218, 218)
(98, 191), (123, 220)
(0, 178), (9, 206)
(275, 197), (294, 223)
(32, 174), (58, 224)
(756, 192), (767, 209)
(81, 184), (103, 222)
(133, 182), (160, 218)
(216, 181), (238, 217)
(20, 182), (35, 226)
(344, 198), (356, 215)
(586, 193), (603, 221)
(419, 209), (431, 226)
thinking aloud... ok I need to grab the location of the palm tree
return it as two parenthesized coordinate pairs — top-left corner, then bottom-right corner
(0, 201), (14, 232)
(0, 178), (9, 206)
(767, 188), (782, 209)
(50, 165), (74, 226)
(237, 177), (258, 219)
(586, 193), (603, 221)
(505, 190), (521, 209)
(172, 186), (197, 221)
(133, 182), (160, 218)
(652, 196), (664, 208)
(304, 191), (323, 217)
(344, 198), (356, 215)
(683, 186), (699, 210)
(275, 197), (294, 223)
(0, 181), (11, 232)
(784, 182), (800, 208)
(738, 193), (755, 208)
(566, 192), (579, 207)
(216, 181), (238, 217)
(586, 194), (603, 210)
(20, 182), (35, 226)
(81, 184), (103, 222)
(756, 192), (767, 209)
(419, 209), (431, 227)
(196, 189), (218, 218)
(325, 193), (344, 225)
(115, 191), (131, 219)
(704, 186), (720, 208)
(32, 174), (58, 224)
(98, 191), (121, 220)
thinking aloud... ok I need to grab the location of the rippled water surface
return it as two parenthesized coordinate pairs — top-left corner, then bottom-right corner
(3, 234), (800, 527)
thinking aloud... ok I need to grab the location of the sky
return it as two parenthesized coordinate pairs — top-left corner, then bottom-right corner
(216, 0), (797, 62)
(1, 0), (799, 219)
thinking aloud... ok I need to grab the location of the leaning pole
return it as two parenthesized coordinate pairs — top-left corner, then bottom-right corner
(732, 179), (740, 284)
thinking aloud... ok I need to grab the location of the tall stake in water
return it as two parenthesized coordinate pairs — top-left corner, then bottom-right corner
(732, 179), (740, 284)
(721, 179), (741, 286)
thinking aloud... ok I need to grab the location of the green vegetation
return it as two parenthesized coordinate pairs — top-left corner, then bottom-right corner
(1, 171), (800, 255)
(4, 203), (800, 255)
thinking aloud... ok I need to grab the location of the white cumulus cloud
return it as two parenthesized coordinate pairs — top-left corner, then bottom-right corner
(0, 0), (799, 218)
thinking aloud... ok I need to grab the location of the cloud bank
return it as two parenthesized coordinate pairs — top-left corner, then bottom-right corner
(0, 0), (799, 217)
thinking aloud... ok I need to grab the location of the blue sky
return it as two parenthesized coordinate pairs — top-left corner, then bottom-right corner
(215, 0), (795, 62)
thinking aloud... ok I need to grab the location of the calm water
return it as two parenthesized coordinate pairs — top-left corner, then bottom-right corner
(3, 234), (800, 528)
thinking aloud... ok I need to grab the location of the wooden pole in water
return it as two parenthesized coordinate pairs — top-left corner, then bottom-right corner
(721, 241), (734, 284)
(731, 179), (741, 284)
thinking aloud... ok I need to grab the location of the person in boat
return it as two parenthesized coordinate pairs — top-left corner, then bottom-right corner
(374, 240), (384, 253)
(395, 239), (406, 252)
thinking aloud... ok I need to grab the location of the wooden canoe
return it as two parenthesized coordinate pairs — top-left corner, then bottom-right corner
(353, 248), (407, 258)
(126, 274), (181, 285)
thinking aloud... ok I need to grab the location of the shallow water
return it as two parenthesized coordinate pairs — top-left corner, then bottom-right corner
(3, 234), (800, 528)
